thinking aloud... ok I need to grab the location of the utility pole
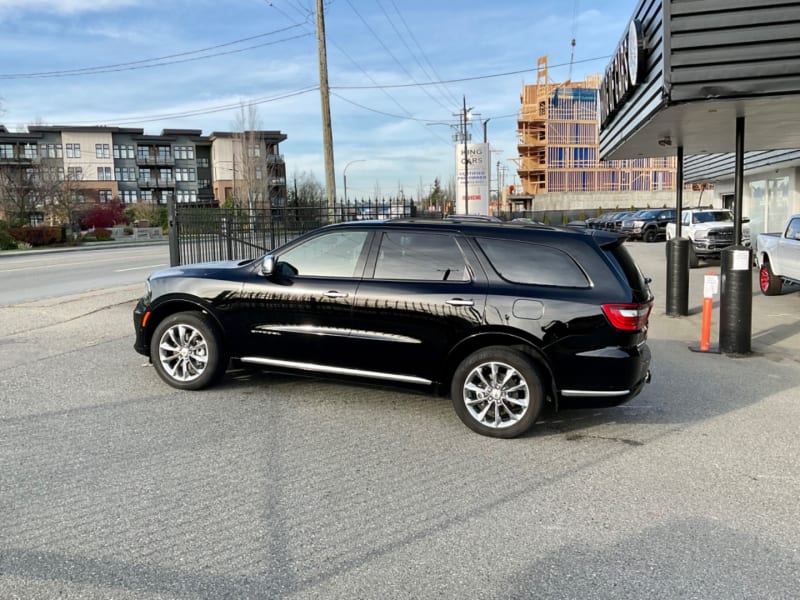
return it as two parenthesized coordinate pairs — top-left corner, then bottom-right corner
(316, 0), (336, 211)
(453, 96), (476, 214)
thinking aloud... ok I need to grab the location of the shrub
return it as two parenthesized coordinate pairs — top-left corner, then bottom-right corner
(0, 229), (18, 250)
(9, 226), (63, 247)
(93, 228), (112, 241)
(81, 201), (128, 229)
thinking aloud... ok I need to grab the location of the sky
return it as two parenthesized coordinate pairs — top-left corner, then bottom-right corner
(0, 0), (638, 200)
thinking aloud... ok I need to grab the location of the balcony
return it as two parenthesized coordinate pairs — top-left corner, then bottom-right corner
(135, 155), (174, 166)
(139, 178), (176, 188)
(266, 154), (285, 164)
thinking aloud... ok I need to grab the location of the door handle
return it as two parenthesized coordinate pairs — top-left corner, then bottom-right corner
(446, 298), (474, 307)
(323, 290), (349, 298)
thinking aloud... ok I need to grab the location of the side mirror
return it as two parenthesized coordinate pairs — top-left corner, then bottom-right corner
(260, 255), (275, 276)
(742, 216), (750, 223)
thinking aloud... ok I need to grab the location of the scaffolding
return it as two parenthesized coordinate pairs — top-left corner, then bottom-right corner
(515, 56), (676, 196)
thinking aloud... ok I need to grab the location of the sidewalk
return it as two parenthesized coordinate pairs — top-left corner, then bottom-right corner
(629, 242), (800, 366)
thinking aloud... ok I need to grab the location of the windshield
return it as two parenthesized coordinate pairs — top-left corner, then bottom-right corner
(692, 211), (732, 224)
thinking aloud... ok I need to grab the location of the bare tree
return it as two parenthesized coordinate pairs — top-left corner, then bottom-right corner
(233, 102), (271, 214)
(46, 168), (88, 238)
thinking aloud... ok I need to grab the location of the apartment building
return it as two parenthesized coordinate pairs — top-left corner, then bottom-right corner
(515, 56), (676, 202)
(0, 124), (287, 222)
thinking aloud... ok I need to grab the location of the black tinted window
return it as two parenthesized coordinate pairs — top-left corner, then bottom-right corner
(374, 232), (469, 281)
(605, 243), (648, 295)
(476, 238), (588, 287)
(278, 230), (369, 277)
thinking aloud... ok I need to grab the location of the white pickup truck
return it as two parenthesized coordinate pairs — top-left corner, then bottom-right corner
(755, 214), (800, 295)
(665, 208), (750, 268)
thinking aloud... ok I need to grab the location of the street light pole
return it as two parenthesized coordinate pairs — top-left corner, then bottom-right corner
(343, 159), (366, 206)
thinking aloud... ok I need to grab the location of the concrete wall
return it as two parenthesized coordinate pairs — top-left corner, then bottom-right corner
(527, 190), (711, 214)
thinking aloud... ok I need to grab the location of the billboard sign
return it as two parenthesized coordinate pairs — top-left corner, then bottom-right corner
(455, 142), (490, 214)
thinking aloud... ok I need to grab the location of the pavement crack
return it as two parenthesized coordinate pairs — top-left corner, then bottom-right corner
(565, 433), (644, 446)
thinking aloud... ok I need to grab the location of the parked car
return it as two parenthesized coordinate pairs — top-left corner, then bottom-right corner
(133, 220), (653, 439)
(607, 211), (635, 233)
(620, 208), (676, 242)
(511, 217), (545, 225)
(665, 208), (750, 268)
(755, 214), (800, 295)
(444, 214), (503, 222)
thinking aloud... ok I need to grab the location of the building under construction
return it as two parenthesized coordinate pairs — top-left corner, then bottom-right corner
(515, 56), (676, 197)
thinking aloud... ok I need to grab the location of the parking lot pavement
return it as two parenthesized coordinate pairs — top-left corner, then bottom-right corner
(625, 240), (800, 365)
(1, 243), (799, 599)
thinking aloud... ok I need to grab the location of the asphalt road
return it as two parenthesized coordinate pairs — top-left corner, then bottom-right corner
(0, 244), (169, 305)
(0, 242), (798, 599)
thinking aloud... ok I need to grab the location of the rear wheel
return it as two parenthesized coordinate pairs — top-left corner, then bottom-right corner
(759, 262), (783, 296)
(451, 347), (543, 438)
(150, 311), (226, 390)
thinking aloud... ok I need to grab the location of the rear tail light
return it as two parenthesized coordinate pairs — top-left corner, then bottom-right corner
(602, 301), (652, 331)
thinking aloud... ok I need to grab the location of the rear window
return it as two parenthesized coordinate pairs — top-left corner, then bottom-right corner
(605, 243), (649, 296)
(476, 237), (589, 287)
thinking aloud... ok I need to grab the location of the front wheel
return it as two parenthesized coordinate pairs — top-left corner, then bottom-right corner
(759, 262), (783, 296)
(451, 347), (544, 438)
(643, 228), (658, 243)
(150, 311), (226, 390)
(688, 245), (700, 268)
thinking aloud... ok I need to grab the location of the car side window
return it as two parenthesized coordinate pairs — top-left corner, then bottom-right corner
(476, 237), (589, 287)
(787, 218), (800, 240)
(278, 230), (369, 277)
(373, 232), (469, 281)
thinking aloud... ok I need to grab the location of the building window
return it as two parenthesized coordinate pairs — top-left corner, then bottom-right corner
(157, 146), (172, 161)
(199, 179), (211, 188)
(99, 189), (113, 202)
(160, 168), (173, 182)
(115, 167), (136, 181)
(66, 143), (81, 158)
(0, 144), (12, 159)
(67, 166), (83, 179)
(175, 145), (195, 160)
(176, 168), (195, 182)
(176, 190), (198, 203)
(113, 144), (134, 159)
(120, 190), (137, 203)
(95, 143), (110, 159)
(40, 144), (63, 158)
(23, 144), (38, 159)
(97, 166), (112, 181)
(247, 144), (261, 158)
(197, 157), (209, 168)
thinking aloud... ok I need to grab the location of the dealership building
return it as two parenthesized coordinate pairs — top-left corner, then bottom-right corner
(598, 0), (800, 353)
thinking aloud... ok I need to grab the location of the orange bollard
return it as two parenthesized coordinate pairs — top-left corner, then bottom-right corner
(700, 296), (713, 351)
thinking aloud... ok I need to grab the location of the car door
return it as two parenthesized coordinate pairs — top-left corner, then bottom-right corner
(238, 228), (372, 367)
(349, 229), (487, 383)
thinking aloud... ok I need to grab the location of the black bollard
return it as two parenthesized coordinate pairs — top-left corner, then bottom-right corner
(666, 238), (690, 316)
(719, 245), (753, 354)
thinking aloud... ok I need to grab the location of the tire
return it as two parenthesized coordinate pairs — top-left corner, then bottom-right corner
(643, 228), (658, 243)
(150, 311), (226, 390)
(450, 347), (544, 438)
(688, 245), (700, 269)
(759, 262), (783, 296)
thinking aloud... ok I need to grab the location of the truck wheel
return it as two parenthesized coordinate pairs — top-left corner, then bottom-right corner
(759, 262), (783, 296)
(688, 245), (700, 268)
(643, 228), (658, 243)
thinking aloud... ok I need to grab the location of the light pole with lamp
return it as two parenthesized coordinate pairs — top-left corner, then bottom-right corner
(343, 159), (366, 207)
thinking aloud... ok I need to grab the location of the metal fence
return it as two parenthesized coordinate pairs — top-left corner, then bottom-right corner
(169, 200), (416, 266)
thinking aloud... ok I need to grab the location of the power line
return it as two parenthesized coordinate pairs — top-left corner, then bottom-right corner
(65, 87), (320, 126)
(331, 55), (609, 89)
(343, 0), (454, 113)
(0, 25), (311, 79)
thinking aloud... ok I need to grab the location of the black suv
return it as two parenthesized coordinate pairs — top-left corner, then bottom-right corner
(620, 209), (676, 242)
(133, 220), (653, 438)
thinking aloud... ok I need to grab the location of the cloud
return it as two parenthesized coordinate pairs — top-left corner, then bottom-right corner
(0, 0), (143, 13)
